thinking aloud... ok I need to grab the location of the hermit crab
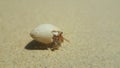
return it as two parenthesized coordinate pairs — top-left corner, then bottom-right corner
(30, 24), (69, 50)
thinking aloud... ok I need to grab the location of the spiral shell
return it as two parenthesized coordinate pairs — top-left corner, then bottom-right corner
(30, 24), (61, 44)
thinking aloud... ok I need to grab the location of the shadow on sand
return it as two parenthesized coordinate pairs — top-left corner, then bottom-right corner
(25, 40), (60, 51)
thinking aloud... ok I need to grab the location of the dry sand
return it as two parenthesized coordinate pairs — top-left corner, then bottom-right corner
(0, 0), (120, 68)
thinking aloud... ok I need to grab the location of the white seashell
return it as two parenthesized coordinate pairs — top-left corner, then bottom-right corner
(30, 24), (62, 44)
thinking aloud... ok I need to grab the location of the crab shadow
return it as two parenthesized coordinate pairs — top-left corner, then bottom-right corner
(25, 40), (60, 51)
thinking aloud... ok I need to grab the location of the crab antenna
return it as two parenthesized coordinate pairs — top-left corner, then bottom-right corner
(63, 37), (70, 43)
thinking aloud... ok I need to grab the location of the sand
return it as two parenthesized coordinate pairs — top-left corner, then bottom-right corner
(0, 0), (120, 68)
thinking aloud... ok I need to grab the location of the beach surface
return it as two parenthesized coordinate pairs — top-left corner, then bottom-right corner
(0, 0), (120, 68)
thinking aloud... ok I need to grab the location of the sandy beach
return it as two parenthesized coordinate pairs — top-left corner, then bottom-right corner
(0, 0), (120, 68)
